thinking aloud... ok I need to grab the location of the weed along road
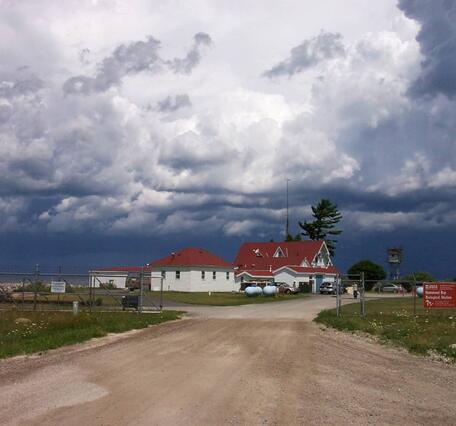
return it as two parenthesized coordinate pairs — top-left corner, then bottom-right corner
(1, 296), (456, 425)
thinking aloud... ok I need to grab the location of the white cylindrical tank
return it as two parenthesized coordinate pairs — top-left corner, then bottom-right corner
(416, 286), (423, 298)
(245, 286), (263, 297)
(263, 285), (277, 296)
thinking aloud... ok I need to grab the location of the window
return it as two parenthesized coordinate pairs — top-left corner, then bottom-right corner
(201, 270), (205, 280)
(161, 271), (166, 279)
(109, 279), (114, 285)
(212, 271), (216, 280)
(176, 270), (180, 280)
(226, 271), (230, 280)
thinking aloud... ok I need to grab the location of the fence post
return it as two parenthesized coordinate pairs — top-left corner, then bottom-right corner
(160, 276), (164, 311)
(88, 271), (93, 313)
(360, 272), (365, 318)
(413, 273), (417, 316)
(336, 274), (341, 317)
(33, 264), (39, 311)
(139, 267), (144, 314)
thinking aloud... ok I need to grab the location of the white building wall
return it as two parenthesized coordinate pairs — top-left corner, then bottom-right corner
(152, 267), (236, 292)
(189, 269), (236, 292)
(156, 267), (192, 292)
(90, 272), (128, 288)
(273, 270), (297, 287)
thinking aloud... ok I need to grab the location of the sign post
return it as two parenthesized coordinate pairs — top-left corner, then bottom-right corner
(423, 282), (456, 308)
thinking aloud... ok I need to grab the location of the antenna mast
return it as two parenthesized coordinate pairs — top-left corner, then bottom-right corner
(286, 178), (290, 238)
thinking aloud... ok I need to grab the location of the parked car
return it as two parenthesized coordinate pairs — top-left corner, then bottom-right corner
(381, 283), (403, 293)
(274, 282), (299, 295)
(320, 282), (345, 295)
(320, 282), (335, 295)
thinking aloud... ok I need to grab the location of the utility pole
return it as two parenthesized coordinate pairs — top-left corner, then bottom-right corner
(285, 178), (290, 239)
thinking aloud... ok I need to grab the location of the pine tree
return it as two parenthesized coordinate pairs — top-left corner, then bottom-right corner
(299, 198), (342, 256)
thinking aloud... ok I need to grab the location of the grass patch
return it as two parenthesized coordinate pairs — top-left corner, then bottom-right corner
(316, 298), (456, 361)
(0, 310), (182, 359)
(152, 291), (309, 306)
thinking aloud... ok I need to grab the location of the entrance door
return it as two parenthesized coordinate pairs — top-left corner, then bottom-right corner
(315, 275), (324, 292)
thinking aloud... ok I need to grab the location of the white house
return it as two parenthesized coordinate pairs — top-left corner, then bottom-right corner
(234, 241), (338, 293)
(149, 247), (236, 292)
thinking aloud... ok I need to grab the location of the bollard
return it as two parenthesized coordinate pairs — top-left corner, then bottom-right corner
(73, 301), (79, 316)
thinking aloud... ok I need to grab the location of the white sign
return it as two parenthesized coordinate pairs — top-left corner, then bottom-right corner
(51, 281), (66, 294)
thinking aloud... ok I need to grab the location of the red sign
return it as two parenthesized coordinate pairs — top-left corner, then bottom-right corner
(423, 282), (456, 308)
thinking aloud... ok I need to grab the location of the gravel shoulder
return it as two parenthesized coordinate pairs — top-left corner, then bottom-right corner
(1, 295), (455, 425)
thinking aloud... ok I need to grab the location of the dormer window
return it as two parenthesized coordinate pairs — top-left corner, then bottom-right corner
(273, 247), (286, 258)
(253, 248), (263, 257)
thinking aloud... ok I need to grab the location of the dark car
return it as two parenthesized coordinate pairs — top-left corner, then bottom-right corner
(122, 295), (139, 310)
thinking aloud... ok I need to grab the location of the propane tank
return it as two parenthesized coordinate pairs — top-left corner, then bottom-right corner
(416, 286), (423, 298)
(245, 285), (262, 297)
(263, 285), (277, 296)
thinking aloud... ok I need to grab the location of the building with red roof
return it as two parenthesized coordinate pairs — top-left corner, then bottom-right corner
(234, 241), (338, 292)
(149, 247), (235, 292)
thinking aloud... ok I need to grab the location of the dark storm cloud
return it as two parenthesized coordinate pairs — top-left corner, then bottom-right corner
(398, 0), (456, 99)
(157, 94), (191, 112)
(63, 32), (212, 95)
(264, 31), (345, 77)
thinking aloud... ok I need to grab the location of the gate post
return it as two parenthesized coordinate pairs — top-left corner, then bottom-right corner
(139, 266), (144, 314)
(33, 264), (39, 311)
(336, 274), (341, 317)
(360, 272), (366, 318)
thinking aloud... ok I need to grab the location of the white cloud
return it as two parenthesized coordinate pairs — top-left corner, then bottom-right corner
(2, 0), (456, 240)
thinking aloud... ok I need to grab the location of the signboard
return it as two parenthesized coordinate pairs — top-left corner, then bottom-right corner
(423, 282), (456, 308)
(51, 281), (66, 294)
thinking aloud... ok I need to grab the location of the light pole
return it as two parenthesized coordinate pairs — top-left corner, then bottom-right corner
(285, 178), (291, 239)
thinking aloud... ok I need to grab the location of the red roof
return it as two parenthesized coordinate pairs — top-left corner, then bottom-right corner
(92, 266), (151, 273)
(150, 247), (232, 268)
(234, 241), (325, 271)
(280, 266), (338, 274)
(237, 270), (274, 277)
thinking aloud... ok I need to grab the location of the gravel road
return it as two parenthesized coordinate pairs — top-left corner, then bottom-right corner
(1, 295), (455, 425)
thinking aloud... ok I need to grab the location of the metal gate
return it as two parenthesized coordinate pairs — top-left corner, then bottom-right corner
(0, 266), (163, 312)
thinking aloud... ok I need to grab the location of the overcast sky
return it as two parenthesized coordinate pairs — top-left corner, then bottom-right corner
(1, 0), (455, 277)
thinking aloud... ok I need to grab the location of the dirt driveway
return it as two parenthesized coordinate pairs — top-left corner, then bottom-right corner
(1, 296), (455, 425)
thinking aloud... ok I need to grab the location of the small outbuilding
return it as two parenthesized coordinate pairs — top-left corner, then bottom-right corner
(149, 247), (236, 292)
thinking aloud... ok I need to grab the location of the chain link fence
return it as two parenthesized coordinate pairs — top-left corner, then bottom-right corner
(0, 266), (163, 313)
(334, 273), (423, 317)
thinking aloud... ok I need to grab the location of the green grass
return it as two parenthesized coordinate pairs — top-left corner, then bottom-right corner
(152, 291), (309, 306)
(0, 310), (182, 359)
(316, 297), (456, 361)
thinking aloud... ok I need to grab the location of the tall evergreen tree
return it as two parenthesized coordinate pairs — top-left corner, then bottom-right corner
(299, 198), (342, 256)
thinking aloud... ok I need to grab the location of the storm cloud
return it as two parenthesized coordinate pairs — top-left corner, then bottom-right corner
(0, 0), (456, 277)
(398, 0), (456, 99)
